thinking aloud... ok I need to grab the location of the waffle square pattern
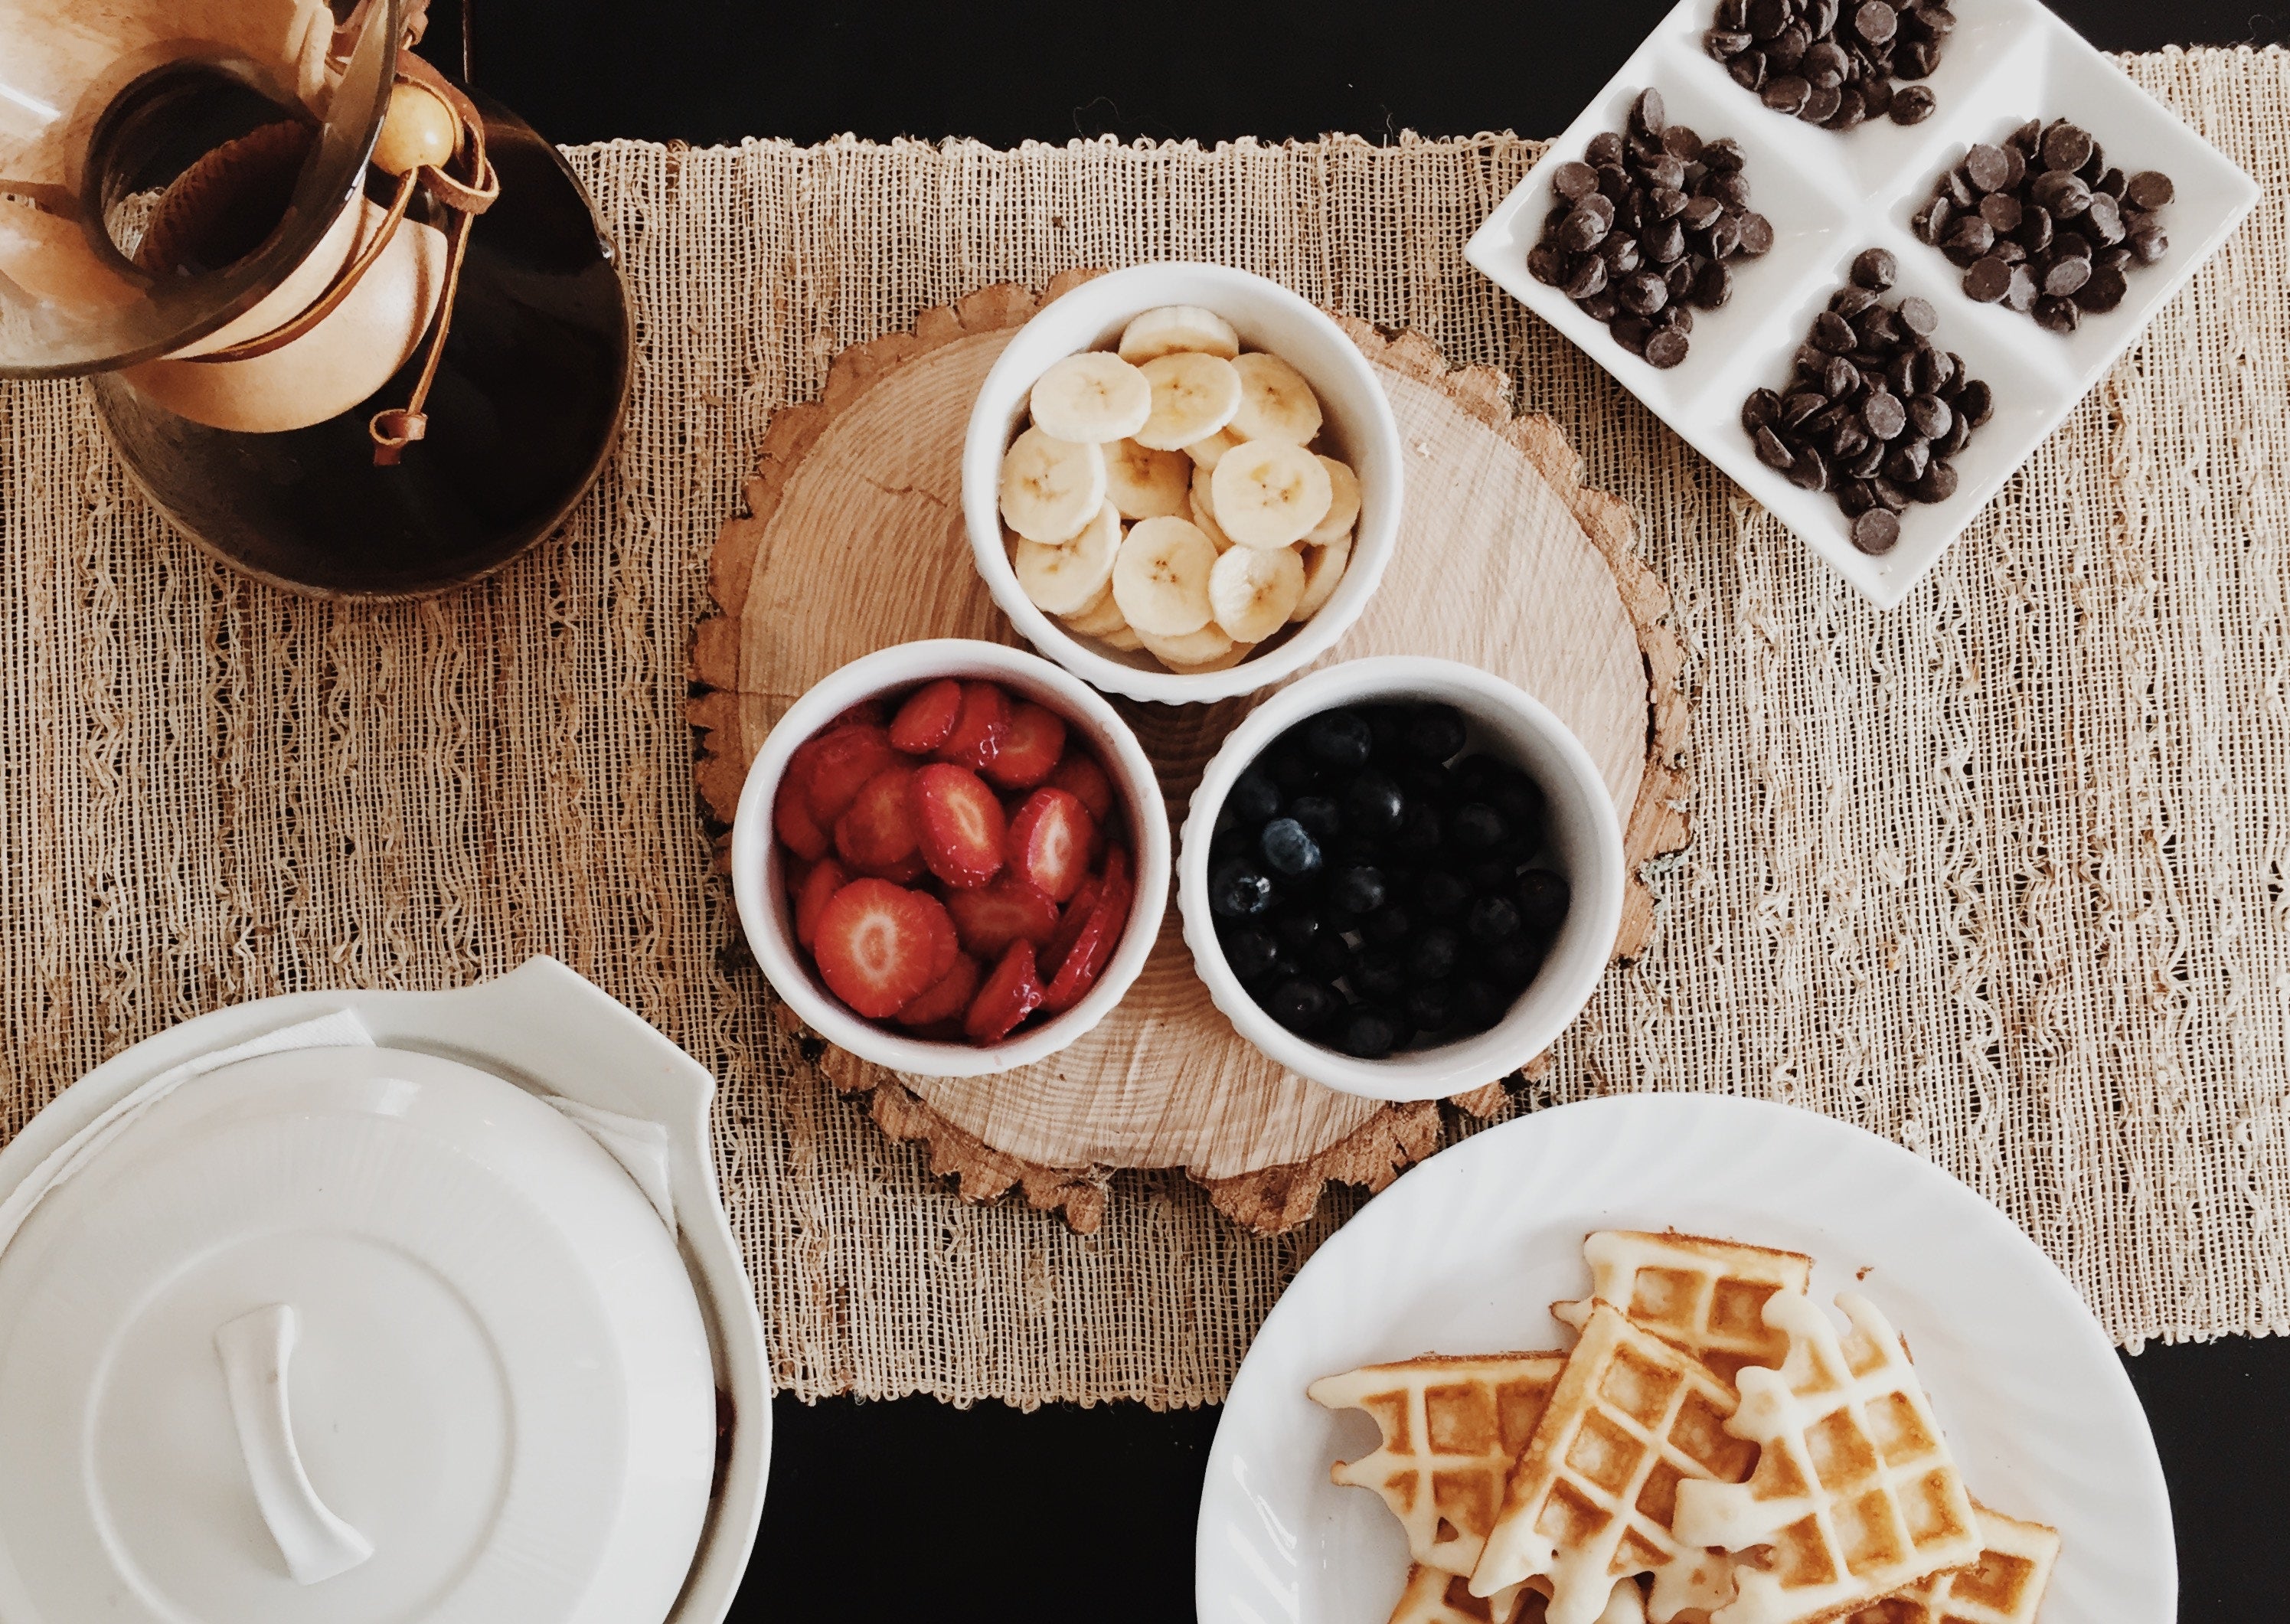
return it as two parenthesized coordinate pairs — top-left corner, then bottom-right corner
(1472, 1303), (1753, 1624)
(1312, 1353), (1570, 1576)
(1673, 1292), (1983, 1624)
(1553, 1231), (1815, 1384)
(1842, 1505), (2063, 1624)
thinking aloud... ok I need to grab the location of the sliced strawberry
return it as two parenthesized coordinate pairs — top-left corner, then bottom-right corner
(794, 856), (851, 950)
(936, 681), (1010, 772)
(946, 874), (1060, 959)
(982, 701), (1068, 790)
(834, 765), (920, 875)
(1040, 846), (1132, 1015)
(773, 774), (831, 861)
(1047, 749), (1116, 824)
(825, 698), (886, 730)
(802, 724), (899, 825)
(922, 895), (961, 980)
(811, 878), (946, 1018)
(1005, 786), (1096, 903)
(913, 763), (1008, 888)
(896, 950), (982, 1028)
(1041, 873), (1103, 978)
(964, 939), (1044, 1043)
(889, 678), (965, 754)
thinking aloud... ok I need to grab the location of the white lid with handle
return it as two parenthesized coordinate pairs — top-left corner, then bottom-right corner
(0, 1044), (717, 1624)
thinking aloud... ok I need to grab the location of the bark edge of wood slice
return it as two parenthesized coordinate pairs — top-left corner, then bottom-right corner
(690, 273), (1691, 1237)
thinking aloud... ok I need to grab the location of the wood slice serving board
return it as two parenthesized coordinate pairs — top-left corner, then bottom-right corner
(691, 275), (1689, 1234)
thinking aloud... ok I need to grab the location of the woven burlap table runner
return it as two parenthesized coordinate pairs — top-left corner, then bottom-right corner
(2, 47), (2283, 1407)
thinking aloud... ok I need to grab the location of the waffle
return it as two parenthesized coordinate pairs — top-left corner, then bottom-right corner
(1312, 1352), (1570, 1576)
(1841, 1505), (2060, 1624)
(1390, 1568), (1649, 1624)
(1470, 1302), (1755, 1624)
(1672, 1292), (1982, 1624)
(1553, 1230), (1815, 1384)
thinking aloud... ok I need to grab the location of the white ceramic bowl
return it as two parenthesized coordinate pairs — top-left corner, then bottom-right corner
(963, 263), (1404, 705)
(730, 639), (1170, 1077)
(1178, 657), (1625, 1101)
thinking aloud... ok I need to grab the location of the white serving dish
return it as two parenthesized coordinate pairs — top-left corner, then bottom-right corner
(962, 262), (1404, 704)
(1465, 0), (2259, 607)
(1177, 656), (1625, 1101)
(0, 956), (769, 1624)
(730, 638), (1171, 1077)
(1197, 1092), (2173, 1624)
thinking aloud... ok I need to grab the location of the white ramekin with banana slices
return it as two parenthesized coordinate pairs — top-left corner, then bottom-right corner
(964, 263), (1402, 704)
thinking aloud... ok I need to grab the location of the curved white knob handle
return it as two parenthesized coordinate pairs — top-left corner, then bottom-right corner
(214, 1304), (375, 1586)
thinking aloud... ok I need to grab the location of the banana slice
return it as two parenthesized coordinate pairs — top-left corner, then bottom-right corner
(1012, 502), (1121, 614)
(1117, 305), (1241, 364)
(1208, 543), (1306, 642)
(1029, 352), (1152, 443)
(1229, 352), (1323, 444)
(1290, 528), (1351, 622)
(1211, 440), (1333, 548)
(1187, 494), (1236, 552)
(1061, 577), (1130, 639)
(1135, 352), (1243, 452)
(1183, 427), (1243, 469)
(1000, 428), (1107, 543)
(1102, 625), (1145, 652)
(1104, 438), (1191, 519)
(1111, 515), (1218, 637)
(1138, 622), (1244, 672)
(1308, 456), (1361, 545)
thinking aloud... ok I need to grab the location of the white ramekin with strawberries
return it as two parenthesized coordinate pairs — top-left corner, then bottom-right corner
(730, 639), (1171, 1077)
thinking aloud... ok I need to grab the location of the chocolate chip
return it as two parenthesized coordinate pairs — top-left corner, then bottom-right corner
(1756, 425), (1795, 469)
(2040, 120), (2094, 174)
(1908, 394), (1952, 439)
(2034, 296), (2081, 334)
(2125, 170), (2175, 210)
(2030, 170), (2091, 219)
(1962, 256), (2011, 302)
(1942, 216), (1995, 265)
(1632, 87), (1667, 136)
(1552, 161), (1599, 201)
(1913, 460), (1959, 502)
(1860, 390), (1907, 440)
(1851, 509), (1901, 554)
(2128, 227), (2169, 264)
(1962, 143), (2011, 193)
(1812, 311), (1859, 352)
(1912, 195), (1952, 244)
(1955, 379), (1993, 426)
(2002, 263), (2038, 312)
(1736, 212), (1775, 255)
(1563, 257), (1609, 299)
(1979, 192), (2024, 234)
(1891, 86), (1937, 125)
(2040, 255), (2090, 297)
(1851, 247), (1898, 289)
(1854, 0), (1896, 42)
(1763, 74), (1811, 115)
(1645, 328), (1691, 368)
(2074, 263), (2128, 312)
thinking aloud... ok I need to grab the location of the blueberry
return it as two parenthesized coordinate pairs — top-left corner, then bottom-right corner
(1267, 975), (1342, 1034)
(1452, 802), (1509, 852)
(1393, 802), (1443, 858)
(1210, 858), (1275, 919)
(1352, 949), (1407, 1002)
(1289, 794), (1342, 843)
(1221, 923), (1280, 979)
(1302, 709), (1374, 770)
(1317, 900), (1364, 938)
(1259, 816), (1322, 879)
(1489, 771), (1548, 848)
(1400, 761), (1457, 808)
(1328, 864), (1388, 915)
(1466, 894), (1523, 943)
(1406, 703), (1469, 763)
(1517, 870), (1571, 938)
(1266, 748), (1318, 797)
(1306, 931), (1355, 981)
(1465, 856), (1518, 892)
(1408, 925), (1462, 984)
(1404, 980), (1456, 1034)
(1363, 902), (1415, 946)
(1361, 704), (1406, 762)
(1417, 868), (1470, 920)
(1209, 821), (1250, 861)
(1229, 766), (1282, 825)
(1455, 753), (1503, 799)
(1342, 770), (1406, 838)
(1455, 977), (1509, 1032)
(1272, 907), (1321, 953)
(1335, 1005), (1405, 1059)
(1488, 934), (1546, 992)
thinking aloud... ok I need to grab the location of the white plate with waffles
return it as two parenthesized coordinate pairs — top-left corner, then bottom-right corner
(1462, 0), (2257, 607)
(1194, 1092), (2171, 1624)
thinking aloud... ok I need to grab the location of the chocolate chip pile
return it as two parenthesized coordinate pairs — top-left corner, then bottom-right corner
(1913, 117), (2174, 333)
(1705, 0), (1953, 129)
(1741, 247), (1994, 555)
(1527, 89), (1772, 371)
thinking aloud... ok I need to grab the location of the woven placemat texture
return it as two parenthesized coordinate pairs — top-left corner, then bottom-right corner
(1, 47), (2283, 1407)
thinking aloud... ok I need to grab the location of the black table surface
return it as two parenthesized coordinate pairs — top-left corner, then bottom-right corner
(422, 2), (2288, 1616)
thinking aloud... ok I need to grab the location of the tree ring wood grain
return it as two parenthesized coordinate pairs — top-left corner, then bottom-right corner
(691, 274), (1690, 1235)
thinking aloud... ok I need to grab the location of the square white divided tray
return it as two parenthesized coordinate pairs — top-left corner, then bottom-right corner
(1465, 0), (2259, 607)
